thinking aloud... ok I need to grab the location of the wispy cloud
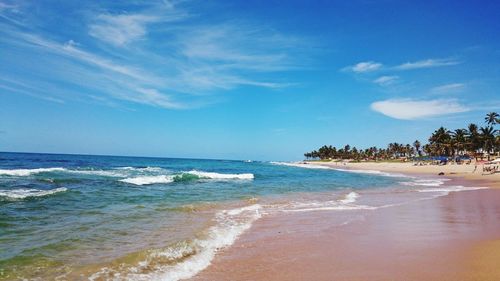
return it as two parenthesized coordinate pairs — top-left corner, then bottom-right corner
(370, 99), (469, 120)
(373, 75), (398, 86)
(394, 58), (461, 70)
(0, 1), (308, 109)
(0, 1), (16, 12)
(89, 14), (159, 46)
(88, 3), (188, 47)
(343, 58), (461, 75)
(430, 83), (465, 94)
(343, 61), (382, 73)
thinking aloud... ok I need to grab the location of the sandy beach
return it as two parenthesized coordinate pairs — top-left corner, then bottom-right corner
(315, 161), (500, 188)
(191, 163), (500, 281)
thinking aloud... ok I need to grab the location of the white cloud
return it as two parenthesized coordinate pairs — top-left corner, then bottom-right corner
(373, 75), (398, 86)
(430, 83), (465, 93)
(370, 99), (469, 120)
(0, 2), (308, 110)
(343, 61), (382, 73)
(89, 14), (160, 46)
(394, 58), (460, 70)
(88, 4), (187, 47)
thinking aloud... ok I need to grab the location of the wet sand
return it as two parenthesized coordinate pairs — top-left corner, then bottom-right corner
(192, 179), (500, 280)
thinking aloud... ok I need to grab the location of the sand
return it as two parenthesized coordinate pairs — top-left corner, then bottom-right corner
(314, 161), (500, 188)
(190, 164), (500, 281)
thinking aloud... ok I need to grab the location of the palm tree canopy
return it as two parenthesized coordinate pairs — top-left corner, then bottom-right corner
(485, 112), (499, 125)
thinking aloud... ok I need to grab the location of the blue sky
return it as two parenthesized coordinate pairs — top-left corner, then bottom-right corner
(0, 0), (499, 160)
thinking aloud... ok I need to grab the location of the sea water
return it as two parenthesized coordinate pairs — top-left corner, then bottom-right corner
(0, 152), (484, 280)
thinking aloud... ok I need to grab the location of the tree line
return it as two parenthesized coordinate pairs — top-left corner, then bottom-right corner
(304, 112), (500, 161)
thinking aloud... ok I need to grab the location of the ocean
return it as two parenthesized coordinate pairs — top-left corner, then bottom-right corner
(0, 152), (484, 280)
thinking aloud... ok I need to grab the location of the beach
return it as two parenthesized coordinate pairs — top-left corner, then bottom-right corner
(315, 160), (500, 188)
(192, 162), (500, 281)
(1, 154), (500, 280)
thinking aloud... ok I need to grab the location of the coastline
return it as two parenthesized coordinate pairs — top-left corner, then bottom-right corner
(309, 160), (500, 188)
(191, 162), (500, 280)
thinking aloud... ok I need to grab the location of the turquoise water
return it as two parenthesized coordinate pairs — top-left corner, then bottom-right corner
(0, 152), (457, 280)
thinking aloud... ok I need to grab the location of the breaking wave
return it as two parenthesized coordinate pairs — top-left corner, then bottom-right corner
(119, 171), (254, 186)
(0, 187), (68, 199)
(89, 204), (262, 281)
(0, 167), (66, 176)
(119, 175), (175, 185)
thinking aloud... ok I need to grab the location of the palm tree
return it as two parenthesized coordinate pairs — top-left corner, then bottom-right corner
(413, 140), (421, 157)
(452, 129), (468, 156)
(467, 123), (481, 158)
(485, 112), (499, 125)
(429, 127), (452, 156)
(480, 126), (496, 160)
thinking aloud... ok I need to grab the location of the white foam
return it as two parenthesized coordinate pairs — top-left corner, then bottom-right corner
(339, 191), (359, 204)
(66, 169), (125, 177)
(0, 187), (67, 199)
(0, 167), (66, 176)
(91, 204), (262, 281)
(115, 166), (166, 172)
(119, 175), (174, 185)
(0, 167), (127, 177)
(417, 185), (487, 194)
(270, 162), (409, 178)
(270, 161), (332, 170)
(400, 178), (450, 187)
(186, 170), (254, 180)
(332, 168), (409, 178)
(273, 192), (376, 213)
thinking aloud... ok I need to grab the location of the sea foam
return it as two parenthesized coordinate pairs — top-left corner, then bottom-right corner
(417, 185), (487, 195)
(0, 167), (66, 176)
(120, 171), (254, 186)
(90, 204), (262, 281)
(186, 170), (254, 180)
(0, 187), (68, 199)
(276, 191), (376, 213)
(119, 175), (175, 185)
(270, 162), (409, 178)
(270, 161), (332, 170)
(400, 178), (450, 187)
(339, 191), (359, 204)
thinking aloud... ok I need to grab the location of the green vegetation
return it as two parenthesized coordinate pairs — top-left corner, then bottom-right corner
(304, 112), (500, 161)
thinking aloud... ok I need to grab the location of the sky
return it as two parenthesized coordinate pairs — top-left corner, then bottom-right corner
(0, 0), (499, 161)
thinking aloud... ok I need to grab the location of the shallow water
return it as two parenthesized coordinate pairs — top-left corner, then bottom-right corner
(0, 153), (484, 280)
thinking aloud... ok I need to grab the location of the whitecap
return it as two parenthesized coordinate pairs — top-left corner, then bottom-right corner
(119, 175), (174, 186)
(186, 170), (254, 180)
(0, 167), (66, 176)
(0, 187), (67, 199)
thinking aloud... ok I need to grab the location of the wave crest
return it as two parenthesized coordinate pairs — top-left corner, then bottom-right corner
(120, 171), (254, 186)
(0, 167), (66, 176)
(0, 187), (68, 199)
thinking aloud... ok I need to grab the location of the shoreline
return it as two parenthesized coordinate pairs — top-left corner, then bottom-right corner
(191, 163), (500, 280)
(308, 160), (500, 188)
